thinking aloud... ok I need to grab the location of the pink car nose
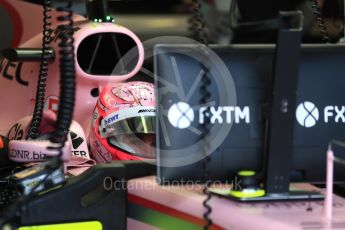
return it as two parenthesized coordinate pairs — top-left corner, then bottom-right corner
(0, 20), (144, 136)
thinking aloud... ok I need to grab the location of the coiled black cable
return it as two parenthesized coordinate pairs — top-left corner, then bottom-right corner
(50, 0), (75, 147)
(310, 0), (330, 43)
(189, 0), (213, 229)
(27, 0), (53, 139)
(189, 0), (208, 45)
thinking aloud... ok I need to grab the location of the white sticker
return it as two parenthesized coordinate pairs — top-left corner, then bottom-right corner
(102, 106), (155, 128)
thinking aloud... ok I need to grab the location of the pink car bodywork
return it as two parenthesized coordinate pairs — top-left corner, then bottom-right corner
(0, 1), (144, 135)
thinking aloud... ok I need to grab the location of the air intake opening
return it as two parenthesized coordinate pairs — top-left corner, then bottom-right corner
(77, 32), (139, 75)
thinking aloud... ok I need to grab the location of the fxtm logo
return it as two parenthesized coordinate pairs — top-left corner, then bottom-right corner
(167, 102), (250, 129)
(296, 101), (345, 128)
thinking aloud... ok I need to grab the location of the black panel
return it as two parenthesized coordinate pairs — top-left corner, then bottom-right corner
(155, 44), (345, 184)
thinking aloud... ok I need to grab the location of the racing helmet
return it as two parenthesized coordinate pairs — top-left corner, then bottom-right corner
(89, 81), (156, 162)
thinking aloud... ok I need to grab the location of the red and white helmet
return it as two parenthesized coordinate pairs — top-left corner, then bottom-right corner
(89, 81), (156, 163)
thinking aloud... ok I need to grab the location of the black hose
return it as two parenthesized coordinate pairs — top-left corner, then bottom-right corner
(27, 0), (53, 139)
(50, 0), (75, 148)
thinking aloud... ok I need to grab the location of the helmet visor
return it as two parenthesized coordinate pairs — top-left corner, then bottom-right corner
(104, 116), (155, 136)
(104, 116), (156, 159)
(108, 133), (156, 159)
(101, 105), (156, 159)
